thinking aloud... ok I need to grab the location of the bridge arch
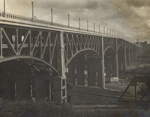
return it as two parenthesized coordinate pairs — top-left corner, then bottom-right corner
(104, 46), (115, 54)
(0, 56), (58, 73)
(65, 49), (101, 67)
(117, 46), (125, 79)
(117, 45), (124, 51)
(0, 55), (58, 101)
(126, 47), (130, 65)
(104, 47), (116, 82)
(66, 49), (102, 87)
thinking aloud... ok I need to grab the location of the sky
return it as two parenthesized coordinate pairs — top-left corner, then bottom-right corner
(0, 0), (149, 43)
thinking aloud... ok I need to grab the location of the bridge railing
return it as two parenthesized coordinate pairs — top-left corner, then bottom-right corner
(0, 12), (136, 43)
(0, 12), (32, 22)
(0, 12), (108, 34)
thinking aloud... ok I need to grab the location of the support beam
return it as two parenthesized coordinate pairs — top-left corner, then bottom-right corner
(68, 59), (75, 84)
(17, 79), (31, 100)
(35, 79), (46, 100)
(28, 30), (32, 54)
(0, 79), (15, 101)
(52, 31), (67, 103)
(88, 58), (96, 86)
(97, 59), (103, 87)
(101, 37), (105, 88)
(15, 29), (18, 53)
(123, 46), (126, 78)
(77, 53), (84, 86)
(115, 38), (118, 78)
(132, 45), (134, 63)
(105, 54), (112, 82)
(39, 34), (42, 58)
(0, 28), (3, 58)
(128, 47), (131, 65)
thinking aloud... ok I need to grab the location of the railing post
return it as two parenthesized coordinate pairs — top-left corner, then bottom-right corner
(87, 20), (88, 31)
(104, 26), (105, 34)
(3, 0), (5, 17)
(32, 2), (34, 22)
(107, 27), (108, 35)
(79, 18), (80, 30)
(51, 9), (53, 25)
(94, 23), (95, 32)
(99, 25), (100, 33)
(68, 14), (70, 28)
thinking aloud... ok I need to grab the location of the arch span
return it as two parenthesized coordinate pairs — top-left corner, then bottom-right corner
(0, 56), (58, 73)
(65, 48), (101, 67)
(104, 46), (115, 54)
(117, 45), (124, 51)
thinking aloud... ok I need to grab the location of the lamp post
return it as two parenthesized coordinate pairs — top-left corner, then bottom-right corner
(87, 20), (88, 31)
(32, 2), (34, 22)
(51, 9), (53, 25)
(79, 18), (80, 30)
(4, 0), (5, 17)
(68, 14), (70, 28)
(94, 23), (95, 32)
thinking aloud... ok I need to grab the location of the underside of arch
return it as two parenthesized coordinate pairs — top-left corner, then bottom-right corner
(65, 49), (101, 67)
(0, 56), (58, 74)
(104, 46), (115, 55)
(117, 45), (124, 52)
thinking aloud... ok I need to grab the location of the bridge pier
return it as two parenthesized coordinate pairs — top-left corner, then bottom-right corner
(88, 57), (96, 86)
(67, 59), (75, 85)
(0, 79), (15, 101)
(35, 79), (46, 100)
(51, 31), (67, 103)
(77, 53), (84, 86)
(17, 79), (31, 100)
(112, 53), (119, 80)
(97, 59), (103, 87)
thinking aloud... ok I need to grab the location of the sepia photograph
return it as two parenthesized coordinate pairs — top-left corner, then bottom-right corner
(0, 0), (150, 116)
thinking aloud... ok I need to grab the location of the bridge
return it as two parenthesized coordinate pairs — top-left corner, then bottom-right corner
(0, 12), (140, 103)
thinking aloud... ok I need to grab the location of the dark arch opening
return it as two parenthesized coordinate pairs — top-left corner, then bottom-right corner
(66, 50), (102, 87)
(118, 46), (125, 79)
(65, 49), (101, 67)
(0, 57), (57, 101)
(126, 48), (130, 65)
(104, 47), (115, 83)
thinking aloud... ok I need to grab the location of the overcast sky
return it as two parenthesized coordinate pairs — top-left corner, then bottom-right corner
(0, 0), (150, 43)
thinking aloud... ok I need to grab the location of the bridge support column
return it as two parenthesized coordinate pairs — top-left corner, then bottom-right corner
(52, 31), (67, 103)
(97, 59), (103, 87)
(132, 45), (134, 63)
(77, 53), (84, 86)
(101, 37), (105, 88)
(123, 47), (126, 79)
(129, 48), (131, 65)
(17, 79), (31, 100)
(0, 79), (15, 101)
(35, 79), (46, 100)
(88, 58), (96, 86)
(114, 39), (118, 78)
(68, 59), (75, 84)
(0, 28), (3, 58)
(106, 56), (112, 82)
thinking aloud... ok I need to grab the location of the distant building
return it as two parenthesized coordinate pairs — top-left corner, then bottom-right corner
(136, 40), (150, 52)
